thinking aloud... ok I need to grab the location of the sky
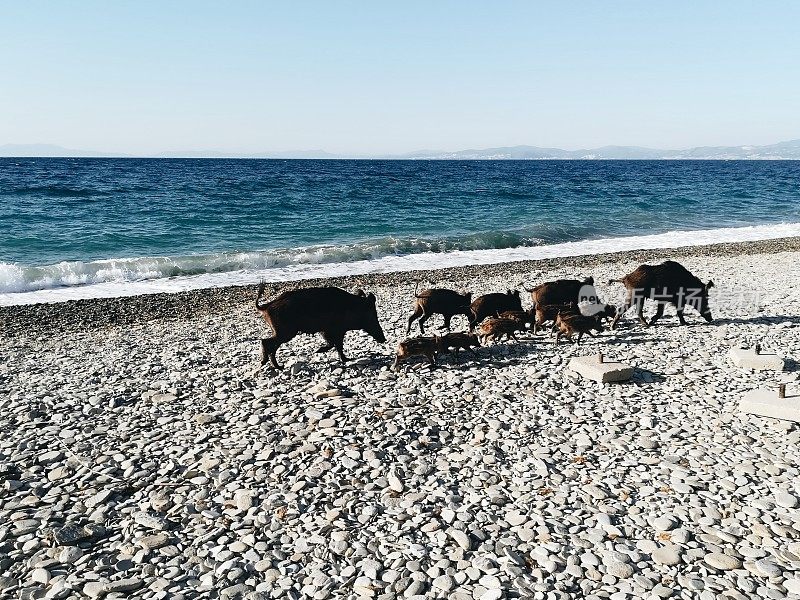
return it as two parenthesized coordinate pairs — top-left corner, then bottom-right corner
(1, 1), (799, 155)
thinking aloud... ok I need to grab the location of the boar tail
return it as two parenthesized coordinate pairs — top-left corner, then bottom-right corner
(255, 281), (269, 311)
(607, 278), (624, 285)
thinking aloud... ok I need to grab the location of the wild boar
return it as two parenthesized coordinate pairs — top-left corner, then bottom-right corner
(407, 286), (472, 334)
(533, 302), (580, 333)
(438, 332), (482, 359)
(528, 276), (595, 308)
(393, 336), (443, 369)
(256, 283), (386, 369)
(554, 312), (604, 345)
(609, 260), (714, 328)
(477, 317), (527, 344)
(469, 291), (523, 330)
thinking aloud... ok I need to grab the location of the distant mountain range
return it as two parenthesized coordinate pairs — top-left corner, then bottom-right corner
(2, 139), (799, 160)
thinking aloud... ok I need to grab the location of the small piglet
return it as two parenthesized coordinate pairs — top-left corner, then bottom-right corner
(439, 332), (481, 359)
(393, 336), (443, 369)
(407, 287), (472, 334)
(477, 317), (527, 344)
(554, 312), (604, 345)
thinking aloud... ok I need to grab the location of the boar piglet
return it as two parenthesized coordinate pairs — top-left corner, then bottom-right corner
(393, 336), (443, 369)
(609, 260), (714, 329)
(407, 286), (472, 334)
(554, 312), (604, 345)
(533, 302), (579, 333)
(256, 283), (386, 369)
(470, 290), (523, 330)
(477, 317), (527, 344)
(438, 332), (481, 359)
(497, 309), (536, 330)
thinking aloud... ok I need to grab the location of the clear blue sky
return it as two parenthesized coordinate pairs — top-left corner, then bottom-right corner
(2, 1), (799, 154)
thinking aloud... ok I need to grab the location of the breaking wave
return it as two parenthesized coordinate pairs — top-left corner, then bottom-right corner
(2, 222), (800, 305)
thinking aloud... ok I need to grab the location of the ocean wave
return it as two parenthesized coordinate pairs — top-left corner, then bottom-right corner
(2, 222), (799, 305)
(0, 233), (543, 294)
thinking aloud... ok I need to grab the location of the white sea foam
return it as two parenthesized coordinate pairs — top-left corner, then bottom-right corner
(2, 223), (798, 306)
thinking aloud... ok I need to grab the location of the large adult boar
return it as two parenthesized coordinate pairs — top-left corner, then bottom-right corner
(256, 284), (386, 369)
(469, 290), (523, 330)
(609, 260), (714, 328)
(406, 286), (472, 334)
(527, 277), (608, 331)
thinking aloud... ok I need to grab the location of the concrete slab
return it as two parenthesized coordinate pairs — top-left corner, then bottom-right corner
(728, 347), (785, 371)
(740, 385), (800, 423)
(568, 353), (634, 383)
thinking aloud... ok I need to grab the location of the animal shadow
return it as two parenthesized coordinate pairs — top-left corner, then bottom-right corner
(715, 315), (800, 327)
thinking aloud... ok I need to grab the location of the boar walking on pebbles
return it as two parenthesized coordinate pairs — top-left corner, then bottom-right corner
(438, 332), (482, 359)
(393, 336), (443, 369)
(469, 290), (523, 330)
(609, 260), (714, 328)
(554, 311), (604, 344)
(406, 285), (472, 334)
(256, 283), (386, 369)
(477, 317), (528, 344)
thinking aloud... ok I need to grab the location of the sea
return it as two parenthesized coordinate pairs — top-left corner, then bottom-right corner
(1, 158), (799, 305)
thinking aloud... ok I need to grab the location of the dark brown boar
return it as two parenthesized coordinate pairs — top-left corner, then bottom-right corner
(393, 336), (443, 369)
(469, 291), (523, 330)
(609, 260), (714, 329)
(438, 332), (481, 359)
(406, 286), (472, 334)
(533, 302), (580, 333)
(554, 312), (604, 345)
(528, 277), (595, 328)
(528, 276), (595, 307)
(256, 283), (386, 369)
(477, 317), (527, 344)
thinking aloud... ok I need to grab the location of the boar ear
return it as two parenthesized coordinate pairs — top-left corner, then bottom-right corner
(706, 280), (714, 289)
(465, 292), (472, 299)
(585, 276), (594, 284)
(367, 292), (377, 304)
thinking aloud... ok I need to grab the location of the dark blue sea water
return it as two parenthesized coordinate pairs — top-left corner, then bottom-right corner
(1, 158), (799, 298)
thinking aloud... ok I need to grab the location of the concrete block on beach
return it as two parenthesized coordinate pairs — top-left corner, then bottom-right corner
(740, 384), (800, 423)
(728, 347), (784, 371)
(568, 353), (634, 383)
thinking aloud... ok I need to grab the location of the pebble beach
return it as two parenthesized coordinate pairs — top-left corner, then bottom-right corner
(2, 238), (800, 600)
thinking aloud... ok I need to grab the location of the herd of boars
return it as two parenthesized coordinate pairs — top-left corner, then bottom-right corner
(255, 260), (715, 371)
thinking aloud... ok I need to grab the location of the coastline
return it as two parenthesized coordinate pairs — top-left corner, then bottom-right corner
(2, 235), (800, 336)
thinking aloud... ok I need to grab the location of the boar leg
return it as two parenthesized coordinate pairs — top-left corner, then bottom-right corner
(317, 332), (335, 353)
(406, 307), (422, 334)
(675, 307), (687, 326)
(443, 314), (453, 332)
(635, 299), (648, 327)
(330, 333), (349, 363)
(611, 292), (634, 329)
(426, 351), (437, 368)
(417, 312), (432, 334)
(260, 337), (283, 370)
(649, 303), (665, 326)
(576, 332), (584, 344)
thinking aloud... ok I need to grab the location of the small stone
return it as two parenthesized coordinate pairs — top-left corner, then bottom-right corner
(606, 561), (634, 579)
(59, 546), (83, 564)
(133, 512), (169, 531)
(652, 545), (681, 566)
(104, 578), (143, 593)
(449, 530), (471, 551)
(705, 553), (742, 570)
(775, 492), (798, 508)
